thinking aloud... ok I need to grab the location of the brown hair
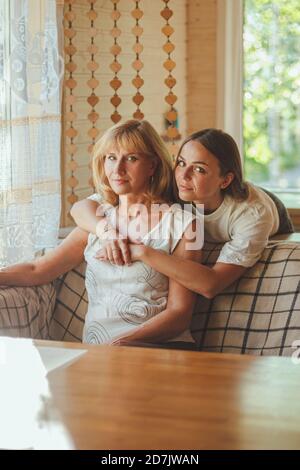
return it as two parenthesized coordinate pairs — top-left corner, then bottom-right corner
(92, 119), (174, 205)
(175, 128), (249, 200)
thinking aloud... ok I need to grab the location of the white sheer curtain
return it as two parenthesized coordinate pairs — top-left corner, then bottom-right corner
(216, 0), (244, 156)
(0, 0), (63, 267)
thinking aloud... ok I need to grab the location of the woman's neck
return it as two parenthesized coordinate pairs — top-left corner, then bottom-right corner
(195, 193), (225, 215)
(118, 194), (148, 216)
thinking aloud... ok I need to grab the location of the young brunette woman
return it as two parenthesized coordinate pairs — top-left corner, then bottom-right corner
(0, 120), (201, 347)
(71, 128), (293, 299)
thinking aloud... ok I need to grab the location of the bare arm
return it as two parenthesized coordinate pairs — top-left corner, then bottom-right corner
(71, 198), (132, 264)
(0, 228), (89, 287)
(70, 199), (102, 235)
(133, 246), (246, 299)
(111, 228), (201, 344)
(95, 219), (247, 298)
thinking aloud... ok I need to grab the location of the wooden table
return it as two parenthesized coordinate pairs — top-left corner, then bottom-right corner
(2, 338), (300, 449)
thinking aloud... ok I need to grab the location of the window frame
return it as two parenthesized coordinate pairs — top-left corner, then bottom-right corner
(216, 0), (300, 225)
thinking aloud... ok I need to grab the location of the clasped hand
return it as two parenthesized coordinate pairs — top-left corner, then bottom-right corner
(94, 237), (145, 266)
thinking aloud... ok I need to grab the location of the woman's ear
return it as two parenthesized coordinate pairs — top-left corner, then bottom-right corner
(220, 172), (234, 189)
(149, 157), (158, 176)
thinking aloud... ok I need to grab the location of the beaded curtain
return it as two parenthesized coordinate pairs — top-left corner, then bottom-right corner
(62, 0), (185, 224)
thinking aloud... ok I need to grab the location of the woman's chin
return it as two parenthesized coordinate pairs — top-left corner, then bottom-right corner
(110, 186), (130, 195)
(178, 191), (195, 202)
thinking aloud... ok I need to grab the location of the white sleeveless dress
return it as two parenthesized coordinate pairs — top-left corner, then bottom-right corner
(83, 205), (196, 345)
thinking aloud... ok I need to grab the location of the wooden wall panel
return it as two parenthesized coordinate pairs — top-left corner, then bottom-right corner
(61, 0), (187, 226)
(186, 0), (217, 135)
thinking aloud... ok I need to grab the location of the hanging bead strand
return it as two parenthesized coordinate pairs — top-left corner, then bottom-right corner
(131, 0), (144, 120)
(161, 0), (179, 158)
(64, 0), (79, 216)
(86, 0), (100, 190)
(110, 0), (122, 124)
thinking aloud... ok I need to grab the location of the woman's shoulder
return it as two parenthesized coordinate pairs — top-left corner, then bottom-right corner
(243, 182), (274, 206)
(227, 200), (270, 229)
(207, 187), (273, 239)
(225, 184), (270, 215)
(87, 192), (102, 203)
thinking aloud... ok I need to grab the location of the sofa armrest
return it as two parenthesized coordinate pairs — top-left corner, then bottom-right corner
(0, 283), (56, 339)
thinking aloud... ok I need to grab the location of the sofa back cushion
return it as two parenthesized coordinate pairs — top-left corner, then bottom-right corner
(51, 241), (300, 356)
(191, 242), (300, 356)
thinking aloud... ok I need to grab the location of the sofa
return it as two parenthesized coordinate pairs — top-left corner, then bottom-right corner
(1, 240), (299, 357)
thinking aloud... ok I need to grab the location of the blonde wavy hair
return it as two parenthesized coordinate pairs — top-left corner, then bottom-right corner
(92, 119), (174, 206)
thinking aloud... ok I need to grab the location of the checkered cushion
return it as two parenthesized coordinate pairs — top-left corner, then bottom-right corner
(0, 283), (56, 339)
(191, 242), (300, 356)
(49, 262), (87, 342)
(50, 241), (300, 356)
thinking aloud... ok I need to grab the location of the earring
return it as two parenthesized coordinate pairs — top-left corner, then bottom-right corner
(150, 176), (154, 185)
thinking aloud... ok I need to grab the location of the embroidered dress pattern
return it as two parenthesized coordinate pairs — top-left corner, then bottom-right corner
(83, 205), (195, 344)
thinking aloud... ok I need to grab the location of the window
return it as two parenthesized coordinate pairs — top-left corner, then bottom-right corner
(243, 0), (300, 209)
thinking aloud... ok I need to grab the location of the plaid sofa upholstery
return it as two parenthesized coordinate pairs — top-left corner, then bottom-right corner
(49, 261), (87, 342)
(0, 283), (56, 339)
(48, 240), (300, 357)
(1, 241), (299, 357)
(191, 242), (300, 356)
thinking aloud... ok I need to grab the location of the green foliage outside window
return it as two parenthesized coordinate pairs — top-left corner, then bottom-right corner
(243, 0), (300, 188)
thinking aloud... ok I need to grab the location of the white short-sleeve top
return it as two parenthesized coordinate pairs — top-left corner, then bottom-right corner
(203, 183), (280, 267)
(83, 203), (196, 344)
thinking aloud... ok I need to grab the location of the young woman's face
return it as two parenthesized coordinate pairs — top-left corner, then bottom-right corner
(175, 140), (231, 208)
(104, 146), (156, 196)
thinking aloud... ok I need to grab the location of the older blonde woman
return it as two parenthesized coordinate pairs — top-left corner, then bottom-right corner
(0, 120), (201, 347)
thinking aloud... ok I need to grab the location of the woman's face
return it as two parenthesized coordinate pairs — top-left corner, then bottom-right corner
(104, 146), (156, 196)
(175, 140), (231, 209)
